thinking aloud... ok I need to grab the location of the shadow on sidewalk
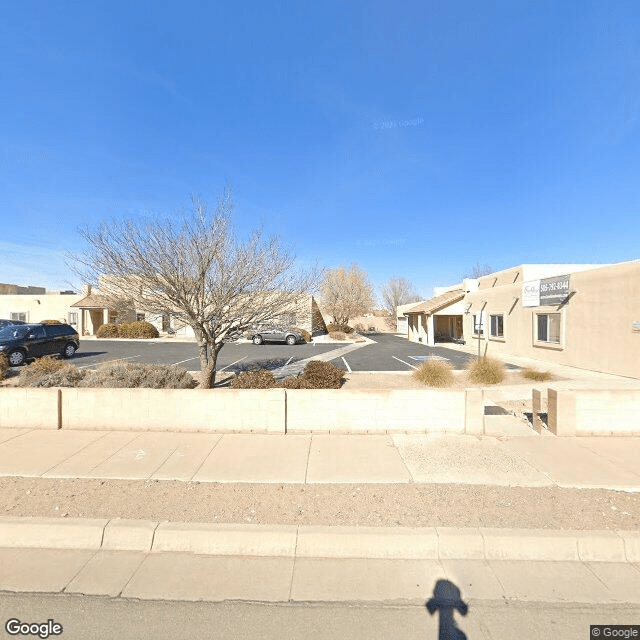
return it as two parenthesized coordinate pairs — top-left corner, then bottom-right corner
(426, 579), (468, 640)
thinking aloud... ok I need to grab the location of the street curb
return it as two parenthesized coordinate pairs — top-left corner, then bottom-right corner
(0, 517), (639, 562)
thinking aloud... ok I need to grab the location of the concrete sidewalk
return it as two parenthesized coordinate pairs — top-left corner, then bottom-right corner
(1, 428), (640, 490)
(1, 517), (640, 605)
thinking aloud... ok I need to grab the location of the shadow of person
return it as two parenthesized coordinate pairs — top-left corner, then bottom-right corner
(426, 579), (468, 640)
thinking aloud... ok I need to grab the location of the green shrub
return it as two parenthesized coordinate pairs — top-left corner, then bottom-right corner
(290, 327), (311, 343)
(78, 362), (194, 389)
(18, 356), (66, 386)
(328, 331), (347, 340)
(298, 360), (344, 389)
(230, 369), (277, 389)
(0, 354), (8, 380)
(521, 368), (553, 381)
(413, 360), (454, 388)
(96, 323), (120, 338)
(466, 357), (505, 385)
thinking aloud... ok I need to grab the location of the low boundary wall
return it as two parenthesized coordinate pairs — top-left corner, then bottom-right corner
(547, 387), (640, 436)
(0, 387), (483, 435)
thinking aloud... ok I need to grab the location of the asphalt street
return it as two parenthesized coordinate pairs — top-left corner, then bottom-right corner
(1, 593), (637, 640)
(18, 333), (519, 374)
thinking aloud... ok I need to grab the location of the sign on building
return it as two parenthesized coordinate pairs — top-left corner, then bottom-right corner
(522, 275), (570, 307)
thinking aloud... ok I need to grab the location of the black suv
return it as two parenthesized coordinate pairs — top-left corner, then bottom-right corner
(0, 319), (26, 329)
(0, 323), (80, 367)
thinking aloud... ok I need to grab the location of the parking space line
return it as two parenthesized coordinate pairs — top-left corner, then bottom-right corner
(171, 357), (200, 366)
(284, 356), (294, 366)
(341, 357), (352, 373)
(77, 355), (142, 370)
(218, 356), (247, 372)
(392, 355), (418, 370)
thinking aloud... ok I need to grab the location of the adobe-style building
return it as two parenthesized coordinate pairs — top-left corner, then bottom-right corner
(402, 260), (640, 379)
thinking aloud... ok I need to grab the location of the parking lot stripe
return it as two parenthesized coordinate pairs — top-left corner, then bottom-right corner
(341, 357), (352, 373)
(218, 356), (247, 373)
(392, 356), (418, 370)
(285, 357), (294, 366)
(171, 357), (200, 366)
(76, 355), (142, 370)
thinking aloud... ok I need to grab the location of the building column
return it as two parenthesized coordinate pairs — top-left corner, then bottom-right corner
(103, 308), (109, 325)
(426, 314), (435, 346)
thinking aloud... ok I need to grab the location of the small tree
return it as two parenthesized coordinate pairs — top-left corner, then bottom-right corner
(320, 263), (375, 327)
(380, 277), (422, 329)
(464, 262), (493, 278)
(68, 191), (320, 388)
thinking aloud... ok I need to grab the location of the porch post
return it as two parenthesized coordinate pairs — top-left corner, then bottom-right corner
(426, 314), (435, 346)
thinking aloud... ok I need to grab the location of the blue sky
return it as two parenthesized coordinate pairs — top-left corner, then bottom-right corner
(1, 1), (639, 300)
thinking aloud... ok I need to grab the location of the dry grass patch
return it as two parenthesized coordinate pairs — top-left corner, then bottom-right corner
(521, 368), (553, 381)
(0, 354), (8, 381)
(413, 360), (454, 388)
(328, 331), (347, 340)
(18, 356), (66, 386)
(466, 357), (505, 385)
(230, 369), (277, 389)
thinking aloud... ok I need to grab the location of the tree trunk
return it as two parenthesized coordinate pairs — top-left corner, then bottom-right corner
(197, 340), (221, 389)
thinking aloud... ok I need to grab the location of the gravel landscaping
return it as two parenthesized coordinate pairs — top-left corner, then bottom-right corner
(1, 477), (639, 530)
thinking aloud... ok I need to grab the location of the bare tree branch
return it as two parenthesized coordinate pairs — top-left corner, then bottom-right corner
(380, 277), (422, 329)
(320, 264), (375, 326)
(67, 190), (321, 388)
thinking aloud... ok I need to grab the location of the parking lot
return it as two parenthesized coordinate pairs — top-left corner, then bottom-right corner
(29, 333), (519, 374)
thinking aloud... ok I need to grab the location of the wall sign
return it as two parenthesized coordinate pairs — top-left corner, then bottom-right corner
(522, 275), (570, 307)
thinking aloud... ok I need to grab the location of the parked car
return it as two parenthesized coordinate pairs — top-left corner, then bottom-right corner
(0, 323), (80, 366)
(250, 327), (302, 345)
(0, 319), (26, 329)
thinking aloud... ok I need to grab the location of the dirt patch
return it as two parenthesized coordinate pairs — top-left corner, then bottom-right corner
(1, 477), (638, 530)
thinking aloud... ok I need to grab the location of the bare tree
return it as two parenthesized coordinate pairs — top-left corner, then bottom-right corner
(320, 263), (375, 326)
(463, 262), (494, 278)
(380, 277), (422, 329)
(68, 191), (320, 388)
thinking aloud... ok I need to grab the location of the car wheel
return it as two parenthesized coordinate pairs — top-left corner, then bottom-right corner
(285, 335), (297, 345)
(62, 343), (77, 359)
(252, 335), (263, 345)
(8, 350), (26, 366)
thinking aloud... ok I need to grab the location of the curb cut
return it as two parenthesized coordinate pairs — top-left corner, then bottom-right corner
(1, 517), (639, 562)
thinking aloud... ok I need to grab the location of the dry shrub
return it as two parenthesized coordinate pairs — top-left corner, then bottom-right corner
(40, 319), (63, 324)
(18, 356), (66, 386)
(412, 360), (454, 388)
(230, 369), (277, 389)
(0, 354), (8, 380)
(353, 323), (365, 332)
(521, 368), (553, 381)
(79, 362), (194, 388)
(326, 323), (353, 334)
(96, 323), (119, 338)
(290, 327), (311, 342)
(297, 360), (344, 389)
(118, 321), (159, 339)
(22, 364), (87, 388)
(329, 331), (347, 340)
(466, 357), (505, 385)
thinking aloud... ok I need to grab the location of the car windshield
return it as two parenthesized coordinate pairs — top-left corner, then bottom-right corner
(0, 325), (30, 340)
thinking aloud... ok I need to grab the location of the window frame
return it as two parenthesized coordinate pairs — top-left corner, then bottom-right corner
(472, 313), (484, 336)
(533, 311), (564, 350)
(489, 314), (504, 340)
(10, 312), (27, 322)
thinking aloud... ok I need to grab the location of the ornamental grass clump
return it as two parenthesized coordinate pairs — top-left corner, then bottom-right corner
(412, 360), (454, 388)
(521, 368), (553, 381)
(328, 331), (347, 340)
(0, 354), (8, 380)
(466, 357), (505, 385)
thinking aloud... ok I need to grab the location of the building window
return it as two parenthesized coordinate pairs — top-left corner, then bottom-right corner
(536, 313), (561, 344)
(490, 314), (504, 338)
(68, 312), (78, 326)
(10, 312), (27, 322)
(472, 314), (484, 336)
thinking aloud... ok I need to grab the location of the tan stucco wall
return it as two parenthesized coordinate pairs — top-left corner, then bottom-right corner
(0, 293), (83, 326)
(463, 261), (640, 379)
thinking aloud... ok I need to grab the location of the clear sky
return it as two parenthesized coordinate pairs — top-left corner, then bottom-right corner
(1, 1), (639, 300)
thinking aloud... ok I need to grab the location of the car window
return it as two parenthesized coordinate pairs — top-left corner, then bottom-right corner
(31, 326), (46, 338)
(0, 326), (29, 339)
